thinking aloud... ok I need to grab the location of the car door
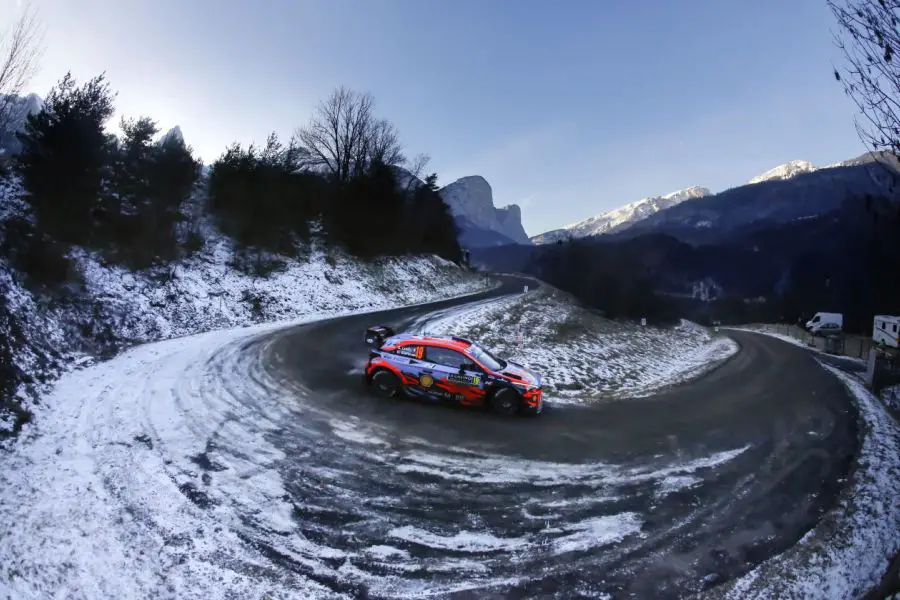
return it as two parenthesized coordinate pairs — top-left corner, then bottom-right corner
(391, 344), (435, 393)
(424, 346), (486, 405)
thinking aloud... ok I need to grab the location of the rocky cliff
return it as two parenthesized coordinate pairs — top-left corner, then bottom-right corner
(438, 176), (530, 246)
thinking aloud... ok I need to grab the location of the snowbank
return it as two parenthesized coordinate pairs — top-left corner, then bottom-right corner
(409, 286), (738, 403)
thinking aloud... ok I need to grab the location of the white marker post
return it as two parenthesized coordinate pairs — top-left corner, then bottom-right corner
(523, 285), (529, 293)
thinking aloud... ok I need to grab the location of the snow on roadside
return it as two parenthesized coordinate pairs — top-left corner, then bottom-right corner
(410, 286), (738, 403)
(710, 364), (900, 600)
(69, 238), (495, 347)
(0, 312), (359, 599)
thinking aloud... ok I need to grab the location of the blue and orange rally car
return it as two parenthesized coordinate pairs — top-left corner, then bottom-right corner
(363, 325), (544, 415)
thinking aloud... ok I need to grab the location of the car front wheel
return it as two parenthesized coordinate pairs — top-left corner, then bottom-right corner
(491, 388), (521, 416)
(371, 369), (401, 398)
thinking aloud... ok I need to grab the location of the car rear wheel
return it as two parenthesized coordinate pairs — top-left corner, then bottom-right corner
(371, 369), (401, 398)
(491, 388), (521, 416)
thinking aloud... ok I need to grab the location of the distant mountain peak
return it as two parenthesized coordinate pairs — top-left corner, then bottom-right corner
(533, 185), (710, 244)
(748, 160), (816, 185)
(158, 125), (184, 145)
(662, 185), (710, 200)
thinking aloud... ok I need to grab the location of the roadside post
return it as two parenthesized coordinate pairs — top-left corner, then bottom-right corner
(865, 348), (877, 388)
(523, 285), (529, 293)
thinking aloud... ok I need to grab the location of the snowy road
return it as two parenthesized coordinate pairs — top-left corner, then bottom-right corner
(2, 277), (894, 599)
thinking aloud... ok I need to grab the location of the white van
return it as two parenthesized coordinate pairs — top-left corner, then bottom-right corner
(805, 312), (843, 335)
(873, 315), (900, 348)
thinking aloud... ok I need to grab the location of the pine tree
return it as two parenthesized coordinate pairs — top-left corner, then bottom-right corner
(15, 72), (115, 246)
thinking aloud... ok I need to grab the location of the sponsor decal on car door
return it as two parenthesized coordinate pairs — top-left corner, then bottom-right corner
(425, 346), (486, 405)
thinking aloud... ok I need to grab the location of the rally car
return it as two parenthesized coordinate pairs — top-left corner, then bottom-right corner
(363, 325), (543, 415)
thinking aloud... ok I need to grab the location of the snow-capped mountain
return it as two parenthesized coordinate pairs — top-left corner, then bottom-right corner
(611, 151), (900, 244)
(438, 176), (530, 247)
(747, 160), (817, 185)
(532, 186), (710, 244)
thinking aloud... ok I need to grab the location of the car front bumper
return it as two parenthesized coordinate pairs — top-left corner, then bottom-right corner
(521, 388), (543, 414)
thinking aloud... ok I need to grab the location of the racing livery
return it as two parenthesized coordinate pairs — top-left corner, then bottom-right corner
(363, 325), (543, 415)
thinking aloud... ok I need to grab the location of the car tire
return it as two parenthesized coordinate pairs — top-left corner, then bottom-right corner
(371, 369), (401, 398)
(491, 388), (521, 416)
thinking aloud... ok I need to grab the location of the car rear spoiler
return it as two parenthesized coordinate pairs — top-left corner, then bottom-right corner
(365, 325), (395, 348)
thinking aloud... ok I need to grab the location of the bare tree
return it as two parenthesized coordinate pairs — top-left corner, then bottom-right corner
(828, 0), (900, 158)
(294, 86), (406, 182)
(0, 2), (44, 136)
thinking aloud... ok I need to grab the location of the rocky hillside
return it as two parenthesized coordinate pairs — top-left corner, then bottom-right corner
(438, 176), (530, 247)
(532, 186), (710, 244)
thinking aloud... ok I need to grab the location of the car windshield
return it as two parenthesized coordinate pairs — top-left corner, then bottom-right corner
(467, 343), (506, 371)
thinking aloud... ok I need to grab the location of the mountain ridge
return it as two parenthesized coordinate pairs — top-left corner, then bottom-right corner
(531, 153), (900, 245)
(532, 185), (710, 244)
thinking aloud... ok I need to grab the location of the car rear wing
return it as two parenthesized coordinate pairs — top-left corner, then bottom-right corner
(365, 325), (395, 348)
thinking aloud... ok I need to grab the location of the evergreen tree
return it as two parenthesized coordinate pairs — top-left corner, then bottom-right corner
(15, 72), (115, 246)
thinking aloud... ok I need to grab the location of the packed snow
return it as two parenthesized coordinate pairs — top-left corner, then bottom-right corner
(409, 286), (739, 403)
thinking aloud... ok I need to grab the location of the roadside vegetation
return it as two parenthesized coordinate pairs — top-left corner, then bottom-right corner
(3, 75), (463, 288)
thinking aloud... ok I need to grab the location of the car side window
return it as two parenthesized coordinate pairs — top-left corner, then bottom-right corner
(425, 346), (469, 369)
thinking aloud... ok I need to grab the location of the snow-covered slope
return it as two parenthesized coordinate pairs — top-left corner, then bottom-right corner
(532, 186), (710, 244)
(748, 160), (817, 184)
(438, 176), (530, 246)
(411, 285), (737, 401)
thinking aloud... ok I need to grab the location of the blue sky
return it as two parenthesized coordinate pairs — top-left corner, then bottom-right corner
(5, 0), (864, 235)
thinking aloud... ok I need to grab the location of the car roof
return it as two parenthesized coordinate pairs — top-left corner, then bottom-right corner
(385, 333), (473, 353)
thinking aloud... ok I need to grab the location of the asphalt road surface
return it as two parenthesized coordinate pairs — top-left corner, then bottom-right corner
(220, 275), (860, 599)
